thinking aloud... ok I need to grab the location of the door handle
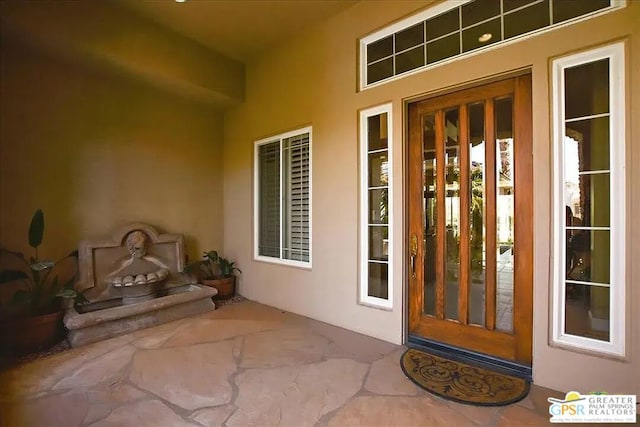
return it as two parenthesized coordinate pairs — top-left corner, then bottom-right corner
(410, 233), (418, 279)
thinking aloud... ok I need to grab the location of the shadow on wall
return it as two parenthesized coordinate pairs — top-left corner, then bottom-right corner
(0, 40), (225, 259)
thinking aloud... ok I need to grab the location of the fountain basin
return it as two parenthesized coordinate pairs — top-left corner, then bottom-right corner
(64, 284), (217, 347)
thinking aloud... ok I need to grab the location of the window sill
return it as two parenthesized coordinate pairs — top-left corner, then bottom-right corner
(254, 255), (312, 271)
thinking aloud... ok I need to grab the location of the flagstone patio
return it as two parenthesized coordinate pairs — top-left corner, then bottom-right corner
(0, 300), (562, 426)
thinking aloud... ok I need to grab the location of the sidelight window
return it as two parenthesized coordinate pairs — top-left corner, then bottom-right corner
(551, 42), (626, 356)
(360, 104), (393, 308)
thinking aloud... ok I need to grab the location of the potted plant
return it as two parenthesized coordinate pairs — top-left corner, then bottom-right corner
(0, 209), (80, 355)
(184, 250), (241, 300)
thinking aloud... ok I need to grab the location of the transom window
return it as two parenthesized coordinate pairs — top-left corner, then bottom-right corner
(360, 0), (624, 89)
(551, 41), (626, 356)
(254, 127), (312, 267)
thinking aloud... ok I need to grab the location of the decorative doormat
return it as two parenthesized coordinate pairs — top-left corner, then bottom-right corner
(400, 348), (530, 406)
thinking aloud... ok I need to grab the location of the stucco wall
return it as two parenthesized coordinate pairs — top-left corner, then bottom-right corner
(0, 42), (225, 263)
(0, 0), (245, 108)
(224, 0), (639, 395)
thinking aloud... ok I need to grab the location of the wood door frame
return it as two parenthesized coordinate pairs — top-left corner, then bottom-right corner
(404, 74), (533, 367)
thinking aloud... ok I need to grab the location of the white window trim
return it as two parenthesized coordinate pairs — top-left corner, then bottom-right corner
(359, 104), (393, 309)
(551, 41), (626, 356)
(253, 126), (313, 269)
(359, 0), (626, 91)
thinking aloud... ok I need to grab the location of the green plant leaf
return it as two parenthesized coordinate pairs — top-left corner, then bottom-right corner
(0, 270), (28, 284)
(55, 287), (77, 298)
(28, 209), (45, 249)
(75, 292), (89, 304)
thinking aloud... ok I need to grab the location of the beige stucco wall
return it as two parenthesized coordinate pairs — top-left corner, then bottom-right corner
(0, 0), (245, 108)
(224, 0), (639, 394)
(0, 42), (225, 263)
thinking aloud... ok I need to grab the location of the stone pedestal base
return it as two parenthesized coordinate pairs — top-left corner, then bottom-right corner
(64, 284), (217, 347)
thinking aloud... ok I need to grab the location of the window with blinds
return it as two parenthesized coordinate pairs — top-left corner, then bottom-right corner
(254, 127), (312, 267)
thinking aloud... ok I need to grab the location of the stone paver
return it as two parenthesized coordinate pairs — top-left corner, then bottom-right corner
(309, 319), (398, 363)
(87, 381), (148, 405)
(53, 345), (136, 390)
(447, 399), (501, 426)
(129, 341), (236, 410)
(84, 403), (111, 425)
(240, 327), (329, 368)
(189, 405), (236, 426)
(0, 391), (89, 427)
(131, 319), (188, 349)
(327, 395), (477, 427)
(163, 318), (278, 347)
(0, 300), (565, 427)
(0, 334), (134, 400)
(365, 349), (419, 396)
(91, 399), (200, 427)
(230, 359), (368, 426)
(497, 404), (552, 426)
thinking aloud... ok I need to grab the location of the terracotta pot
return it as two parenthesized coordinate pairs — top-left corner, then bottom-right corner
(203, 276), (235, 300)
(0, 310), (65, 355)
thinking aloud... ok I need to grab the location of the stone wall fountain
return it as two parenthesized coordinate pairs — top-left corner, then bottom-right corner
(63, 223), (217, 347)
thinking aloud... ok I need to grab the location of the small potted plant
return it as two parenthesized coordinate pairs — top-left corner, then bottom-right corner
(184, 250), (241, 300)
(0, 209), (81, 354)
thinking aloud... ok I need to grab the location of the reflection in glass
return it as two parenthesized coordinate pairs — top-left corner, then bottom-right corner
(367, 113), (389, 151)
(367, 58), (394, 85)
(365, 110), (390, 301)
(395, 46), (425, 75)
(367, 36), (393, 63)
(495, 97), (514, 332)
(395, 22), (424, 52)
(503, 0), (539, 13)
(427, 33), (460, 64)
(565, 173), (610, 228)
(426, 8), (459, 41)
(368, 152), (389, 187)
(562, 52), (611, 338)
(504, 0), (549, 39)
(468, 102), (486, 326)
(565, 284), (610, 342)
(564, 59), (609, 120)
(462, 18), (501, 52)
(445, 108), (460, 321)
(462, 0), (500, 27)
(553, 0), (610, 24)
(566, 230), (610, 284)
(368, 262), (389, 299)
(424, 114), (437, 316)
(368, 189), (388, 224)
(565, 117), (610, 172)
(369, 226), (389, 261)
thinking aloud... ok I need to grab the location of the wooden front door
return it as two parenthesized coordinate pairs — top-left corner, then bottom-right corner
(408, 75), (533, 364)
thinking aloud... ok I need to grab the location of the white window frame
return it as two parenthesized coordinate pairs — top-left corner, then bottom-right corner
(359, 104), (393, 309)
(359, 0), (626, 91)
(253, 126), (312, 268)
(551, 41), (626, 356)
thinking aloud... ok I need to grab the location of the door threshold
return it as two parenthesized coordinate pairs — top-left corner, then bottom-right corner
(407, 335), (532, 381)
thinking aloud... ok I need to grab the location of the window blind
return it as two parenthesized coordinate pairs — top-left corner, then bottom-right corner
(283, 134), (310, 262)
(256, 129), (311, 265)
(258, 141), (280, 258)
